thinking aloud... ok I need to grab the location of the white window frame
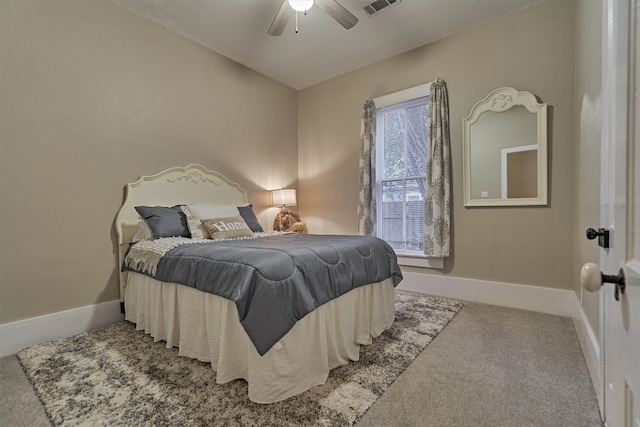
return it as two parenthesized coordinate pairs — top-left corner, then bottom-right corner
(373, 83), (444, 269)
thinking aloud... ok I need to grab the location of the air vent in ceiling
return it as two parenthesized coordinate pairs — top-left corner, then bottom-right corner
(364, 0), (401, 16)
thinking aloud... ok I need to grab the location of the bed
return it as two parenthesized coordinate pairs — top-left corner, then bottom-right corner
(115, 164), (402, 403)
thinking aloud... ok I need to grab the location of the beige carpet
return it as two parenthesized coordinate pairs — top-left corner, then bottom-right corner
(17, 291), (462, 426)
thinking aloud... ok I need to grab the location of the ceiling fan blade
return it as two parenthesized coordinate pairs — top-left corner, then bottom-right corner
(268, 0), (294, 36)
(315, 0), (358, 30)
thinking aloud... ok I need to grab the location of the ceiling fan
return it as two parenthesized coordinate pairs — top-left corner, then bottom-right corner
(268, 0), (359, 36)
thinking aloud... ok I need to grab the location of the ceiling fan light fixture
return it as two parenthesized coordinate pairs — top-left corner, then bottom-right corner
(288, 0), (314, 12)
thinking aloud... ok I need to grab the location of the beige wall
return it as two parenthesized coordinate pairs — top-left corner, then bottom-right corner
(298, 1), (576, 289)
(573, 0), (602, 338)
(0, 0), (298, 323)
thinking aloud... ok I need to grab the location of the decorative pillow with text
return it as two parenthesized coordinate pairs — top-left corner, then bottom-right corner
(182, 204), (239, 239)
(200, 216), (254, 240)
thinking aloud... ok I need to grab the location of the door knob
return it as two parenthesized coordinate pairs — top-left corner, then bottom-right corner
(580, 262), (626, 301)
(585, 227), (609, 248)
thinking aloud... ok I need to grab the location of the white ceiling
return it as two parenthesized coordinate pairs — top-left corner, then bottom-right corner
(111, 0), (545, 90)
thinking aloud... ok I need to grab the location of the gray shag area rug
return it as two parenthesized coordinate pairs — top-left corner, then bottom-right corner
(18, 291), (462, 426)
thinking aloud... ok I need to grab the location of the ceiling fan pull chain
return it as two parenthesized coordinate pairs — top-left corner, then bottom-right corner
(295, 8), (309, 34)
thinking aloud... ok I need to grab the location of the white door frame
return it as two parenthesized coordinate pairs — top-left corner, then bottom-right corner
(500, 144), (537, 199)
(599, 0), (640, 425)
(599, 0), (627, 421)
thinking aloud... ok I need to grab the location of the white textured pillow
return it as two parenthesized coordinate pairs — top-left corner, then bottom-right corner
(182, 204), (239, 239)
(132, 220), (153, 242)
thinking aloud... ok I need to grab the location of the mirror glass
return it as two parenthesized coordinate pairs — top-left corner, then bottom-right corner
(463, 87), (547, 206)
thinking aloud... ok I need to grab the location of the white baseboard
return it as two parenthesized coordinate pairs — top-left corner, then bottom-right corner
(396, 271), (574, 317)
(0, 300), (124, 358)
(571, 292), (603, 414)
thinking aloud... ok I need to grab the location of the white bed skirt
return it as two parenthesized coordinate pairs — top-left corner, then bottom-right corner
(124, 273), (396, 403)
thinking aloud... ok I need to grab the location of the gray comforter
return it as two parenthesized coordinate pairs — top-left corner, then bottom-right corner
(126, 233), (402, 355)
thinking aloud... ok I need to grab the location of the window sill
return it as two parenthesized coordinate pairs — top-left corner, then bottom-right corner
(395, 252), (444, 269)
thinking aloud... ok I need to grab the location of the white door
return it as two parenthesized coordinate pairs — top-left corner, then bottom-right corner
(599, 0), (640, 425)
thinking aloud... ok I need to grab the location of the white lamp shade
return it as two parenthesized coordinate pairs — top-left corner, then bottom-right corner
(272, 189), (297, 207)
(288, 0), (314, 12)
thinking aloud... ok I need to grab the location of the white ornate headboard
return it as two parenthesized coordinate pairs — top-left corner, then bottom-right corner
(115, 164), (249, 302)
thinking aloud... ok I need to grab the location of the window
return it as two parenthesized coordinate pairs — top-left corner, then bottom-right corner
(373, 83), (443, 268)
(376, 96), (429, 252)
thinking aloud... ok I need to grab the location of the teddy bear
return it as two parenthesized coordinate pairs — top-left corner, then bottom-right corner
(273, 209), (304, 232)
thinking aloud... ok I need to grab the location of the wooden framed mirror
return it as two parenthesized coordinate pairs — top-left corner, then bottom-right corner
(463, 87), (548, 206)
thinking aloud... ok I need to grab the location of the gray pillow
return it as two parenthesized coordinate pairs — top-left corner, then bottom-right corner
(237, 205), (264, 233)
(134, 205), (190, 239)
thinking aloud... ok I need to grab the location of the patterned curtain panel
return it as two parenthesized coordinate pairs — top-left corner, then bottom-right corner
(357, 100), (376, 236)
(424, 78), (452, 257)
